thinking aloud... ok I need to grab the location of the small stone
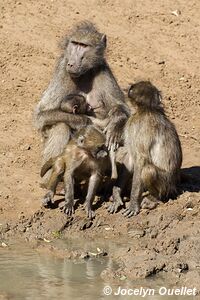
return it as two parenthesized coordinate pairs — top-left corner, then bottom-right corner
(171, 9), (181, 17)
(128, 229), (145, 238)
(158, 60), (165, 65)
(150, 229), (158, 239)
(80, 252), (90, 259)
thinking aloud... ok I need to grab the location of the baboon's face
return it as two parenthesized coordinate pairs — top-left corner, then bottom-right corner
(73, 98), (89, 114)
(62, 94), (92, 114)
(68, 95), (88, 114)
(66, 36), (106, 77)
(66, 41), (88, 77)
(76, 127), (106, 152)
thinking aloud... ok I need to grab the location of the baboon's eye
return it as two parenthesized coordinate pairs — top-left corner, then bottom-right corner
(79, 42), (88, 48)
(71, 41), (88, 48)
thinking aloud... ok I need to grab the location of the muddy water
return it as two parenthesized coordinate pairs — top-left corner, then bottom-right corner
(0, 241), (196, 300)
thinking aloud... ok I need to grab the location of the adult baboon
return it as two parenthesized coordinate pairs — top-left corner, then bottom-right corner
(34, 21), (129, 173)
(109, 81), (182, 217)
(41, 126), (110, 219)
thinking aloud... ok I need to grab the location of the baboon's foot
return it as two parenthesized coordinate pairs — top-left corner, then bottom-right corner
(85, 204), (95, 220)
(141, 196), (159, 210)
(122, 204), (140, 218)
(64, 200), (74, 216)
(108, 194), (123, 214)
(41, 191), (54, 207)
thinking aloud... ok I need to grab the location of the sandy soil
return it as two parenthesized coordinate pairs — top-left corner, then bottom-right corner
(0, 0), (200, 291)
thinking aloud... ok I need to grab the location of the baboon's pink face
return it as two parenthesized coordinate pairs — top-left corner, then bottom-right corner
(66, 40), (92, 77)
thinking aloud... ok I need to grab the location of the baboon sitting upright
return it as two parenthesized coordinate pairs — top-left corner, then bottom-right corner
(34, 21), (129, 174)
(109, 81), (182, 217)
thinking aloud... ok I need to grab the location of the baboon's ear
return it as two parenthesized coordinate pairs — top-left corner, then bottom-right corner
(101, 34), (107, 48)
(72, 105), (78, 114)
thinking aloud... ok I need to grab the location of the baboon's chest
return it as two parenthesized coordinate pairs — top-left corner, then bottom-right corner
(76, 78), (108, 119)
(86, 92), (108, 119)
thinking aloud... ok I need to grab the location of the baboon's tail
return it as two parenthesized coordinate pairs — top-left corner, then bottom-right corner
(40, 158), (54, 177)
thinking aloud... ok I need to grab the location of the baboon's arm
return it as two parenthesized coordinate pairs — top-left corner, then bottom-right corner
(35, 110), (91, 131)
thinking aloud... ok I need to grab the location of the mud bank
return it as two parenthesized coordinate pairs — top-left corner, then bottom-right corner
(1, 182), (200, 291)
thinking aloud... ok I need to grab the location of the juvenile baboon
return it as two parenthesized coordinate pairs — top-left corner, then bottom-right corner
(109, 81), (182, 217)
(41, 126), (110, 219)
(34, 21), (129, 173)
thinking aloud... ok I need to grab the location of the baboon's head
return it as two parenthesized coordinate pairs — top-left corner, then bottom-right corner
(128, 81), (162, 109)
(62, 94), (91, 114)
(76, 126), (107, 158)
(63, 21), (107, 78)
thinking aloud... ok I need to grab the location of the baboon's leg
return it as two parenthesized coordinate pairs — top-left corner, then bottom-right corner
(123, 166), (143, 217)
(140, 164), (160, 210)
(42, 159), (65, 207)
(141, 164), (159, 195)
(63, 170), (75, 216)
(42, 123), (70, 188)
(108, 166), (131, 214)
(43, 123), (70, 161)
(85, 173), (101, 219)
(109, 145), (118, 180)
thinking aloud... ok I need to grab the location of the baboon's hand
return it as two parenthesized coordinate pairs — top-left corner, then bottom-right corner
(104, 123), (122, 151)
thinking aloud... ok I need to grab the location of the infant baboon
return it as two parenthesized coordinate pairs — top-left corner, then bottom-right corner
(110, 81), (182, 217)
(41, 94), (91, 145)
(41, 126), (110, 219)
(60, 94), (91, 115)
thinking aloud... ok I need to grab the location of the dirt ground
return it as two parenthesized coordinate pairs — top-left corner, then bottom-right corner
(0, 0), (200, 291)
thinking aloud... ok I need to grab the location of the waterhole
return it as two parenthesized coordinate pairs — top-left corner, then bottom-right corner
(0, 240), (195, 300)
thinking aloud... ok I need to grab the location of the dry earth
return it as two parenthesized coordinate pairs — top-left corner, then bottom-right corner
(0, 0), (200, 290)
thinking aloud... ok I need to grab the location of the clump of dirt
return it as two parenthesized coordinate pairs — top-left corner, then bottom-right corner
(0, 0), (199, 291)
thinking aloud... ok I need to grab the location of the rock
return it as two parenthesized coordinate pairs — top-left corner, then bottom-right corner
(128, 229), (145, 238)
